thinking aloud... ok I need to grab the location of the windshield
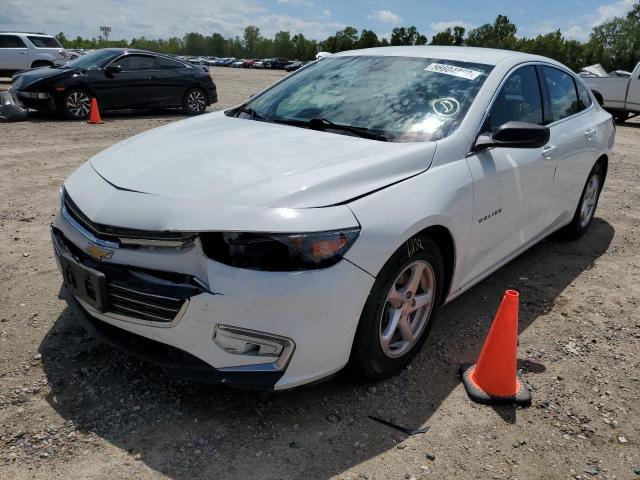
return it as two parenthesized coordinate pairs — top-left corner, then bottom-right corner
(64, 50), (119, 70)
(241, 56), (494, 142)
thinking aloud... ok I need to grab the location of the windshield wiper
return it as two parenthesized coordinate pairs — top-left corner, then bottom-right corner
(234, 106), (267, 121)
(274, 117), (388, 142)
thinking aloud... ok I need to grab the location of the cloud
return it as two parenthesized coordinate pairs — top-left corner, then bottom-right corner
(520, 0), (634, 42)
(277, 0), (314, 7)
(322, 9), (331, 18)
(591, 0), (634, 26)
(0, 0), (344, 40)
(367, 10), (403, 24)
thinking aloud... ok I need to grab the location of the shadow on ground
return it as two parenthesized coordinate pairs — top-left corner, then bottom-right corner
(39, 218), (614, 479)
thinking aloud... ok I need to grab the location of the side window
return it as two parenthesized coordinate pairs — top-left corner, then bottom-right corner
(111, 55), (156, 71)
(156, 56), (184, 70)
(541, 66), (580, 121)
(27, 36), (62, 48)
(0, 35), (27, 48)
(485, 65), (543, 132)
(575, 80), (592, 111)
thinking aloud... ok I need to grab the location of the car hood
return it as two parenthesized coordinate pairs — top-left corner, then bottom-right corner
(89, 112), (436, 209)
(11, 66), (72, 90)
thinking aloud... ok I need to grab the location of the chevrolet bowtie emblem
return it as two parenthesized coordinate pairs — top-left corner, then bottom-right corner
(85, 243), (114, 261)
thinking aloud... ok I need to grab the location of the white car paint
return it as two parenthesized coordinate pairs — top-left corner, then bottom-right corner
(0, 32), (68, 72)
(52, 46), (615, 390)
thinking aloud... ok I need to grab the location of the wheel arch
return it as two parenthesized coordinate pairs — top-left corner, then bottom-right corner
(413, 225), (456, 302)
(591, 90), (604, 106)
(31, 59), (53, 68)
(595, 154), (608, 187)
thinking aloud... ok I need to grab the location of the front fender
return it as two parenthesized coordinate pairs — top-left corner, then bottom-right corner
(344, 157), (473, 296)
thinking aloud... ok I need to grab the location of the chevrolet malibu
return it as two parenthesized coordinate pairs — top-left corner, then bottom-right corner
(52, 47), (615, 390)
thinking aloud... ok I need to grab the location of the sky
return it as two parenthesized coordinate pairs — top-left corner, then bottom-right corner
(0, 0), (637, 42)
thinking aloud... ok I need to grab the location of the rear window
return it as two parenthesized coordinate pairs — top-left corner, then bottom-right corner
(0, 35), (26, 48)
(27, 36), (62, 48)
(541, 66), (581, 122)
(157, 56), (185, 70)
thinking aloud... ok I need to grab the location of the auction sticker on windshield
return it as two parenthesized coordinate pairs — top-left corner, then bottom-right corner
(424, 63), (482, 80)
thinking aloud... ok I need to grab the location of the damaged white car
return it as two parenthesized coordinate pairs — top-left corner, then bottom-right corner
(52, 46), (615, 390)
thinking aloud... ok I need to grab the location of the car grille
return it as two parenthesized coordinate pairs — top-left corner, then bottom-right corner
(53, 228), (205, 323)
(62, 189), (194, 248)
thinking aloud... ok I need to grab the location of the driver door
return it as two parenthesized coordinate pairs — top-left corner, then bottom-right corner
(98, 54), (159, 109)
(462, 65), (556, 287)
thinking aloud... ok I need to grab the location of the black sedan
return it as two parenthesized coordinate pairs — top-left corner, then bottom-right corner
(10, 49), (217, 119)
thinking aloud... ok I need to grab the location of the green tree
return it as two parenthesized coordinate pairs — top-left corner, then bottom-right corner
(357, 29), (380, 49)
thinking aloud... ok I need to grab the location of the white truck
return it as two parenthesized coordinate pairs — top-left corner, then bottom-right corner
(583, 61), (640, 123)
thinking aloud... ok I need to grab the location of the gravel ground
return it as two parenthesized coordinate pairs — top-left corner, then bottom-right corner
(0, 67), (639, 480)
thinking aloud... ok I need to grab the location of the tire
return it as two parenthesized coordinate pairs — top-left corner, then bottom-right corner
(350, 236), (445, 379)
(31, 60), (53, 69)
(613, 112), (629, 123)
(182, 87), (207, 115)
(59, 88), (92, 120)
(559, 162), (603, 240)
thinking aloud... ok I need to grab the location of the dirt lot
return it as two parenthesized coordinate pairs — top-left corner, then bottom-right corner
(0, 67), (639, 480)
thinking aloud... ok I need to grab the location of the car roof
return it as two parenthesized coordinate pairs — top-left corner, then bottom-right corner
(0, 31), (53, 37)
(333, 46), (554, 67)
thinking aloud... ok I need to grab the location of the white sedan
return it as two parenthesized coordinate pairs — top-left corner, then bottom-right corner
(51, 46), (615, 390)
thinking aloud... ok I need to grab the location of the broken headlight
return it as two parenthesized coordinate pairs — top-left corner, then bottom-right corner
(200, 228), (360, 271)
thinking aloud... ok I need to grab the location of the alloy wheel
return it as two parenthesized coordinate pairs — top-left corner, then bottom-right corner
(379, 260), (436, 358)
(66, 91), (91, 119)
(579, 174), (599, 228)
(187, 90), (206, 112)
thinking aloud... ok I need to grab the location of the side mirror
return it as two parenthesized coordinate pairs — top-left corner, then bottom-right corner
(104, 65), (122, 75)
(475, 121), (550, 151)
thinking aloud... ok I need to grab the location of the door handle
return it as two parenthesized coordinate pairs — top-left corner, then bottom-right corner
(542, 145), (557, 159)
(584, 128), (596, 139)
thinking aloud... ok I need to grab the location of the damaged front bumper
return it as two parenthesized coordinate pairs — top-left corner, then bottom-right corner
(0, 91), (28, 122)
(51, 189), (375, 390)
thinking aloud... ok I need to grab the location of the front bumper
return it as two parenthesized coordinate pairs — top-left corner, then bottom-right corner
(52, 200), (375, 390)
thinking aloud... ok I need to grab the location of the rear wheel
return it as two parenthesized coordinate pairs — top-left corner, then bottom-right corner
(31, 60), (53, 69)
(613, 111), (629, 123)
(182, 87), (207, 115)
(350, 236), (444, 379)
(60, 89), (92, 120)
(560, 162), (603, 239)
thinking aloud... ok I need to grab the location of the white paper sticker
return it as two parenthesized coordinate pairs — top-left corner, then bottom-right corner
(424, 63), (482, 80)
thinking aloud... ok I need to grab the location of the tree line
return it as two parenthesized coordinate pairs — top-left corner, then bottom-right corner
(56, 2), (640, 72)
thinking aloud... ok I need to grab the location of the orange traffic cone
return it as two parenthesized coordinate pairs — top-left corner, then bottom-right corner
(87, 98), (103, 124)
(460, 290), (531, 406)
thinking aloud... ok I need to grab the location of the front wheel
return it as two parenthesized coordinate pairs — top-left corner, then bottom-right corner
(182, 87), (207, 115)
(560, 162), (603, 239)
(60, 89), (92, 120)
(350, 236), (444, 379)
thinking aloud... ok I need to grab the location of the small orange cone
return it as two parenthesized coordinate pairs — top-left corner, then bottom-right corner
(460, 290), (531, 406)
(87, 98), (103, 124)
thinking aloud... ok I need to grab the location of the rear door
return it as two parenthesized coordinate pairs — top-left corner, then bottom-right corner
(540, 66), (602, 222)
(463, 65), (556, 286)
(101, 54), (159, 108)
(0, 35), (29, 71)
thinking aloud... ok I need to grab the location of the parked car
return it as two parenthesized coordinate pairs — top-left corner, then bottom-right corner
(231, 59), (244, 68)
(0, 31), (69, 75)
(284, 60), (304, 72)
(583, 61), (640, 122)
(264, 58), (291, 69)
(242, 59), (255, 68)
(11, 48), (217, 119)
(52, 46), (614, 390)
